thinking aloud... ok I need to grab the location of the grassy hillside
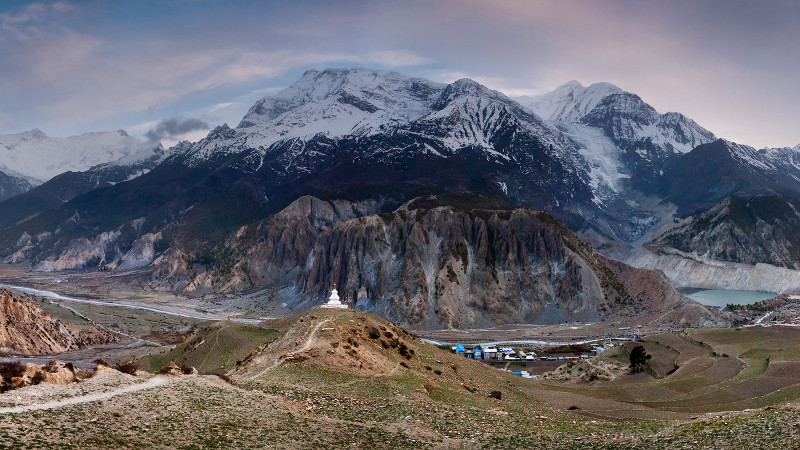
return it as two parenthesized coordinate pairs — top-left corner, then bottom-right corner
(138, 320), (278, 375)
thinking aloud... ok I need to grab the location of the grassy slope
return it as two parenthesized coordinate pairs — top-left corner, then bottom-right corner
(138, 320), (278, 374)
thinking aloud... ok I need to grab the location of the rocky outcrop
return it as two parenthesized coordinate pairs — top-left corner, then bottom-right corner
(114, 232), (162, 270)
(152, 195), (722, 329)
(33, 230), (120, 271)
(0, 289), (115, 355)
(656, 196), (800, 269)
(628, 195), (800, 292)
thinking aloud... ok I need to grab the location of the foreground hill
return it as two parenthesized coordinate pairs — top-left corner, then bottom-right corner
(2, 308), (800, 448)
(148, 195), (726, 329)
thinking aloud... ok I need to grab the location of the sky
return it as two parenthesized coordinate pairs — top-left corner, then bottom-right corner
(0, 0), (798, 149)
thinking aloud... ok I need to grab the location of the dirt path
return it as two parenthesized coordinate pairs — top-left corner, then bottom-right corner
(247, 318), (331, 380)
(0, 377), (168, 415)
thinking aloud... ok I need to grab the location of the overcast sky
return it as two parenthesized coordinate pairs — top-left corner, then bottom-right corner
(1, 0), (797, 149)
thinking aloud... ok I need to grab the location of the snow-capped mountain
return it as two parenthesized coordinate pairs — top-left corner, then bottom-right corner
(518, 81), (622, 123)
(0, 129), (154, 182)
(179, 69), (576, 169)
(168, 68), (593, 214)
(3, 67), (800, 278)
(519, 81), (716, 156)
(239, 68), (442, 136)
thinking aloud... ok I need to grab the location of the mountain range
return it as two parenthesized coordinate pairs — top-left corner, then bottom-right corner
(0, 67), (798, 325)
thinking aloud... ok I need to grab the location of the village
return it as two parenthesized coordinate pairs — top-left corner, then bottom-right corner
(446, 327), (641, 378)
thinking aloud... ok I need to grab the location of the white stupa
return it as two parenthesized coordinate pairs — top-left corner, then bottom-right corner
(321, 284), (348, 309)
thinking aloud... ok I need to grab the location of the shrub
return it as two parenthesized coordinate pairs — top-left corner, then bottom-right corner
(0, 361), (25, 379)
(367, 327), (381, 339)
(156, 365), (175, 375)
(115, 362), (138, 375)
(214, 373), (232, 383)
(31, 371), (47, 385)
(488, 390), (502, 400)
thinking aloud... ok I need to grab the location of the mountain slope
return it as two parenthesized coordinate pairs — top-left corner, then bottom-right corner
(0, 170), (35, 203)
(656, 195), (800, 269)
(149, 195), (725, 329)
(0, 144), (166, 232)
(652, 140), (800, 214)
(520, 81), (717, 195)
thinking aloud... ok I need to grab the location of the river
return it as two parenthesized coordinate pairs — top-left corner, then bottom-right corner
(687, 289), (778, 307)
(0, 283), (262, 324)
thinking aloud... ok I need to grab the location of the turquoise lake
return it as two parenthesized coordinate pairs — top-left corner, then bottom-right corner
(687, 289), (778, 307)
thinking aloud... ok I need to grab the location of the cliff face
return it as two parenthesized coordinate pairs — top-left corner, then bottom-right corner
(0, 289), (114, 355)
(656, 195), (800, 270)
(152, 195), (720, 329)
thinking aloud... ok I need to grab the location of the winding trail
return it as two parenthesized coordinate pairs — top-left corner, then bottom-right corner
(247, 318), (331, 380)
(0, 377), (168, 415)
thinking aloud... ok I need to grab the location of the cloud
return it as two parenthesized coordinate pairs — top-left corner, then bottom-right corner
(365, 50), (433, 67)
(144, 117), (209, 143)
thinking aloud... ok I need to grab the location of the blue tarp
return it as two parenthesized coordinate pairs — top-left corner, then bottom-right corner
(455, 344), (465, 353)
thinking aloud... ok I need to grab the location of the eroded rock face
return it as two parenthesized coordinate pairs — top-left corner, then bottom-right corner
(115, 232), (162, 270)
(33, 231), (120, 271)
(152, 195), (716, 329)
(656, 195), (800, 270)
(0, 289), (115, 355)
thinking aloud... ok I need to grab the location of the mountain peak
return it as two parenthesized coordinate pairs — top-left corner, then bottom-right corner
(431, 78), (508, 111)
(561, 80), (584, 89)
(519, 81), (622, 122)
(237, 67), (440, 130)
(22, 128), (47, 139)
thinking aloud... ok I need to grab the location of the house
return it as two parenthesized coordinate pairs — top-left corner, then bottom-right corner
(454, 344), (466, 355)
(473, 348), (483, 359)
(482, 346), (499, 360)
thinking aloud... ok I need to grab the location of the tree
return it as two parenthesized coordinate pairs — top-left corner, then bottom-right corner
(629, 345), (652, 373)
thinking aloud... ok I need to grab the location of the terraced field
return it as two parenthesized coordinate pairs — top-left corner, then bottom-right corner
(534, 326), (800, 421)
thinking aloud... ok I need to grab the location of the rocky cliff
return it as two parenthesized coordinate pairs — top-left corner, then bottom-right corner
(0, 289), (114, 355)
(656, 195), (800, 269)
(151, 195), (724, 329)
